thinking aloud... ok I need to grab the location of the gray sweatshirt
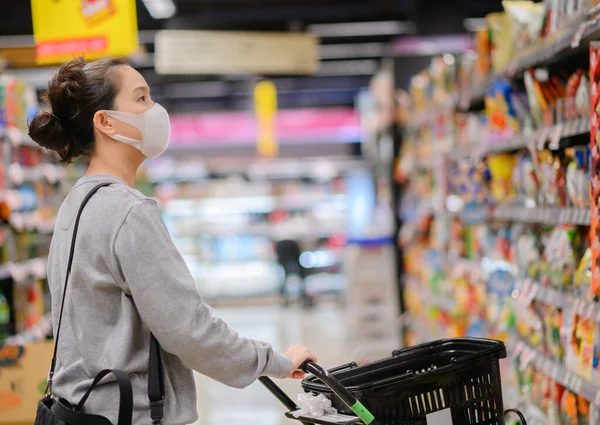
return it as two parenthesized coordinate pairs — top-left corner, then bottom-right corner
(49, 174), (292, 425)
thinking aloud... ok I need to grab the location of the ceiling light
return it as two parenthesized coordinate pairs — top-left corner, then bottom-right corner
(317, 60), (379, 76)
(143, 0), (176, 19)
(319, 43), (386, 59)
(463, 17), (487, 32)
(308, 21), (416, 38)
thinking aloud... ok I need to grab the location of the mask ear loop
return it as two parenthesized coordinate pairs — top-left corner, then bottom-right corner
(101, 109), (147, 140)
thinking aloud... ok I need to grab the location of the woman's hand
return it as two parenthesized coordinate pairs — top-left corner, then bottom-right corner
(284, 344), (318, 379)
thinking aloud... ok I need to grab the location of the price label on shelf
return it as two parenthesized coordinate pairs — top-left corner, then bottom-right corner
(549, 124), (563, 150)
(523, 282), (539, 306)
(585, 302), (595, 320)
(571, 22), (589, 48)
(519, 348), (536, 371)
(515, 341), (525, 356)
(574, 299), (583, 315)
(551, 364), (560, 380)
(537, 128), (549, 151)
(573, 377), (583, 394)
(594, 390), (600, 407)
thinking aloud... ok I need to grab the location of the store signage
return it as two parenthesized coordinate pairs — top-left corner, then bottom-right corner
(155, 30), (318, 75)
(254, 81), (278, 158)
(169, 108), (361, 147)
(0, 344), (25, 367)
(30, 0), (139, 64)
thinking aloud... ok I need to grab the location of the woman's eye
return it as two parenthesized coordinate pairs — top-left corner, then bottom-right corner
(139, 95), (146, 102)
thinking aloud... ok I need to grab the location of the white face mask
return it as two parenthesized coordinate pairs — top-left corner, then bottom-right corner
(101, 103), (171, 159)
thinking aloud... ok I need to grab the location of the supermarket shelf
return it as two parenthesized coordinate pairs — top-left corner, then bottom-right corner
(415, 156), (436, 171)
(515, 340), (600, 406)
(8, 257), (48, 284)
(0, 258), (47, 283)
(451, 118), (590, 160)
(405, 277), (456, 311)
(493, 205), (590, 226)
(0, 265), (11, 280)
(507, 10), (600, 77)
(458, 10), (600, 109)
(1, 128), (40, 148)
(9, 212), (56, 234)
(8, 164), (66, 186)
(453, 203), (590, 226)
(403, 312), (447, 344)
(517, 279), (600, 322)
(4, 313), (52, 346)
(407, 94), (458, 129)
(459, 73), (502, 111)
(513, 400), (547, 425)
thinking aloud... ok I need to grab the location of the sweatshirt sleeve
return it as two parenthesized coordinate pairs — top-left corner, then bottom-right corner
(114, 199), (292, 388)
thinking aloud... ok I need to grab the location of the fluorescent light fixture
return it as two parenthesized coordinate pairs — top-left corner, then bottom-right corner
(319, 43), (386, 59)
(308, 21), (416, 38)
(463, 17), (487, 32)
(318, 59), (379, 76)
(166, 81), (229, 99)
(143, 0), (176, 19)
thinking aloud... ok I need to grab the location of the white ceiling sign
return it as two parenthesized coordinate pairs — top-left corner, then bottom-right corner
(155, 30), (318, 75)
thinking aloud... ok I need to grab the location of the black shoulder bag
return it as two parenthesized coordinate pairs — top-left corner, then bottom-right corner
(34, 183), (166, 425)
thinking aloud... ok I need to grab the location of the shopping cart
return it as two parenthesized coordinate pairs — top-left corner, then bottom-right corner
(260, 338), (527, 425)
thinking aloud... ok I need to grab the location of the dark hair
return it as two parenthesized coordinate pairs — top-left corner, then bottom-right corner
(28, 57), (126, 163)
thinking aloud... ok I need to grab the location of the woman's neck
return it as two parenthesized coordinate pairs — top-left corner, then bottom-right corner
(86, 156), (139, 187)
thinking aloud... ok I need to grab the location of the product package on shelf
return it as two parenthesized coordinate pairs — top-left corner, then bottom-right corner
(591, 42), (600, 299)
(0, 76), (67, 345)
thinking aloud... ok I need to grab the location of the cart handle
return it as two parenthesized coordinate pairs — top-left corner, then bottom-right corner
(257, 377), (311, 425)
(301, 361), (378, 425)
(327, 361), (358, 374)
(504, 408), (527, 425)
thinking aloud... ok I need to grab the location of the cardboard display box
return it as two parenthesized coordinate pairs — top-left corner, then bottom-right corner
(0, 341), (54, 425)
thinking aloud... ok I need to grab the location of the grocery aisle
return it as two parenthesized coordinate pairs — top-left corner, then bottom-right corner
(190, 303), (351, 425)
(391, 3), (600, 423)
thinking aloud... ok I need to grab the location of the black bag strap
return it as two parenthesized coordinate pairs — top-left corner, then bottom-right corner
(47, 182), (165, 425)
(148, 335), (165, 424)
(48, 182), (112, 391)
(75, 369), (133, 425)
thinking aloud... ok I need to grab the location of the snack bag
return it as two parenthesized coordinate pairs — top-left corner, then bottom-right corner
(561, 390), (579, 425)
(548, 381), (565, 425)
(576, 317), (596, 379)
(577, 395), (590, 425)
(574, 248), (593, 297)
(544, 226), (583, 288)
(545, 306), (563, 359)
(488, 153), (517, 201)
(516, 232), (541, 279)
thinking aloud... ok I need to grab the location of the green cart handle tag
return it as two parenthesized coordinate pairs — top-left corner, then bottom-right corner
(351, 400), (375, 424)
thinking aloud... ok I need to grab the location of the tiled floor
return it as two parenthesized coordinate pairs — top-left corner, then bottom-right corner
(190, 302), (396, 425)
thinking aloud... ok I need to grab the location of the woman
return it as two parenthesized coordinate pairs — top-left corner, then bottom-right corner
(28, 58), (316, 425)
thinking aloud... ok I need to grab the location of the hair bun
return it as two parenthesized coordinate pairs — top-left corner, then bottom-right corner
(28, 59), (90, 162)
(28, 111), (71, 160)
(47, 58), (87, 121)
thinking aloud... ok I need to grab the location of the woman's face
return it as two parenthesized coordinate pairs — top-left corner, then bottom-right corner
(106, 65), (154, 142)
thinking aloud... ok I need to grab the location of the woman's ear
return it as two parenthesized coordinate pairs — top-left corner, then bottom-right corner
(93, 110), (116, 135)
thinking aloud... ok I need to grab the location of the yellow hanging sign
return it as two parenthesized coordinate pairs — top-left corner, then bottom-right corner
(254, 80), (278, 158)
(30, 0), (139, 65)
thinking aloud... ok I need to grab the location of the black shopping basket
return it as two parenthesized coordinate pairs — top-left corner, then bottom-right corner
(260, 338), (526, 425)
